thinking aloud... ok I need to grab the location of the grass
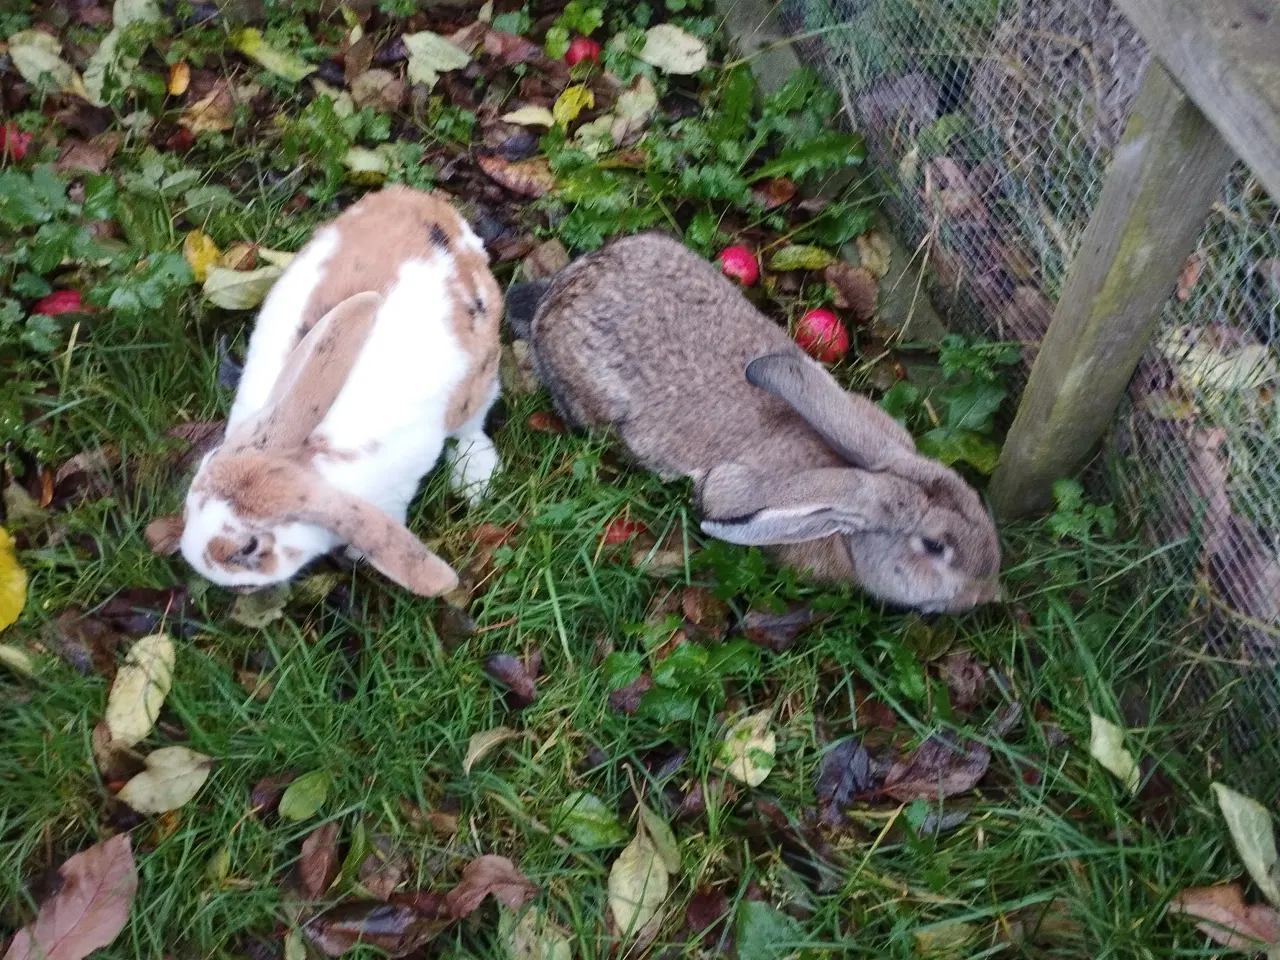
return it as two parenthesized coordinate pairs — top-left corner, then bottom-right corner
(1, 1), (1275, 957)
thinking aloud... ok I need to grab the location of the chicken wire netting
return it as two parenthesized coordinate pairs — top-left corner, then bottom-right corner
(772, 0), (1280, 766)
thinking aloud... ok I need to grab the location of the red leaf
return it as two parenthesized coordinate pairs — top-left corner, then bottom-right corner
(444, 855), (537, 918)
(299, 823), (340, 900)
(743, 603), (824, 651)
(304, 903), (450, 957)
(1, 123), (33, 161)
(4, 834), (137, 960)
(525, 411), (565, 433)
(483, 653), (537, 708)
(31, 291), (83, 317)
(600, 516), (647, 546)
(750, 177), (797, 210)
(249, 772), (298, 817)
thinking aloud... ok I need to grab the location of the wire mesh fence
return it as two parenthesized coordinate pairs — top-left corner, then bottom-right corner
(775, 0), (1280, 772)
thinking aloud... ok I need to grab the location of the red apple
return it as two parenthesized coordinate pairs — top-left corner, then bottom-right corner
(794, 308), (848, 363)
(31, 290), (83, 316)
(564, 36), (601, 66)
(1, 123), (32, 161)
(600, 516), (646, 546)
(717, 245), (758, 286)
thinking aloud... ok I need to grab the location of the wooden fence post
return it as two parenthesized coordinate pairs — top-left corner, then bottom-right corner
(988, 62), (1238, 519)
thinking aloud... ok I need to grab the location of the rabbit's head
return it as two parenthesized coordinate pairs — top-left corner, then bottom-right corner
(177, 291), (459, 596)
(699, 354), (1000, 613)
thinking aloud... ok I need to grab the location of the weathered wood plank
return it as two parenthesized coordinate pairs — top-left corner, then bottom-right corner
(1115, 0), (1280, 199)
(989, 62), (1237, 519)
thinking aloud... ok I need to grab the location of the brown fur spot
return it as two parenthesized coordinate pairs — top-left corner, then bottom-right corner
(206, 535), (240, 566)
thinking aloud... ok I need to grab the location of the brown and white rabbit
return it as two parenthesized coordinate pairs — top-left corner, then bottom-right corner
(507, 232), (1000, 613)
(170, 187), (502, 596)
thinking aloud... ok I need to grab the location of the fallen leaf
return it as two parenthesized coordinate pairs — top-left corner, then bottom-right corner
(735, 901), (803, 960)
(279, 769), (329, 821)
(638, 24), (708, 74)
(713, 710), (776, 787)
(351, 69), (405, 111)
(53, 137), (120, 175)
(608, 674), (653, 715)
(7, 30), (85, 96)
(0, 643), (36, 676)
(249, 772), (297, 817)
(637, 801), (679, 874)
(742, 603), (822, 651)
(680, 586), (729, 639)
(751, 177), (797, 211)
(1157, 326), (1279, 395)
(1169, 884), (1280, 950)
(501, 105), (556, 128)
(359, 836), (409, 900)
(81, 0), (163, 105)
(1176, 252), (1205, 302)
(522, 239), (571, 280)
(304, 902), (450, 957)
(300, 822), (341, 899)
(257, 247), (295, 270)
(769, 244), (836, 272)
(501, 906), (573, 960)
(484, 653), (538, 707)
(824, 262), (877, 322)
(403, 31), (470, 89)
(815, 738), (873, 816)
(91, 721), (143, 781)
(230, 584), (292, 628)
(203, 265), (282, 310)
(218, 242), (259, 271)
(939, 651), (986, 711)
(611, 75), (658, 142)
(231, 28), (316, 81)
(856, 232), (892, 278)
(341, 145), (394, 183)
(608, 830), (668, 937)
(0, 527), (28, 632)
(2, 834), (136, 960)
(912, 920), (976, 958)
(477, 155), (555, 198)
(182, 230), (222, 284)
(118, 745), (214, 814)
(445, 855), (537, 918)
(463, 726), (522, 775)
(104, 633), (175, 747)
(100, 587), (191, 637)
(168, 62), (190, 96)
(684, 887), (729, 943)
(553, 84), (594, 128)
(1088, 711), (1139, 794)
(1212, 782), (1280, 908)
(178, 81), (234, 133)
(883, 733), (990, 801)
(555, 792), (629, 847)
(484, 30), (552, 69)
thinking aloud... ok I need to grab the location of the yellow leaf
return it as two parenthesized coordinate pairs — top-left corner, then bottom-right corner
(230, 28), (316, 82)
(856, 232), (892, 279)
(178, 82), (234, 134)
(168, 61), (190, 96)
(105, 633), (176, 747)
(7, 30), (85, 95)
(463, 726), (522, 775)
(552, 84), (594, 129)
(0, 527), (27, 633)
(713, 709), (775, 786)
(203, 265), (282, 310)
(0, 644), (35, 676)
(608, 830), (668, 937)
(117, 746), (213, 814)
(501, 106), (556, 128)
(183, 230), (221, 284)
(1088, 711), (1139, 794)
(638, 24), (707, 74)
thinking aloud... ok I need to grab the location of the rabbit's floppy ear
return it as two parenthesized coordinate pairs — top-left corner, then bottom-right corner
(698, 463), (920, 545)
(202, 454), (459, 596)
(745, 354), (917, 470)
(225, 291), (384, 454)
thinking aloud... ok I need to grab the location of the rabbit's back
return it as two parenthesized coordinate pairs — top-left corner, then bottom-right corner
(531, 233), (837, 476)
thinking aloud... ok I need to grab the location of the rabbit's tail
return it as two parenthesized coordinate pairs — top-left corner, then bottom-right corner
(504, 279), (551, 340)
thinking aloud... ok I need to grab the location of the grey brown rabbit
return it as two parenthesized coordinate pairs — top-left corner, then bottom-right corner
(507, 232), (1000, 613)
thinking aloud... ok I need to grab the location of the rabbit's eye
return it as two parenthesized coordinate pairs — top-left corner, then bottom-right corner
(920, 537), (947, 557)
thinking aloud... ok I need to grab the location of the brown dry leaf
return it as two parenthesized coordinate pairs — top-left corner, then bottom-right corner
(144, 514), (184, 556)
(824, 262), (877, 322)
(3, 834), (137, 960)
(500, 341), (540, 396)
(1169, 884), (1280, 950)
(359, 837), (409, 901)
(1176, 252), (1205, 302)
(751, 177), (797, 210)
(630, 529), (689, 576)
(167, 420), (225, 472)
(939, 651), (986, 711)
(743, 603), (824, 652)
(683, 887), (730, 944)
(483, 653), (537, 707)
(179, 79), (235, 133)
(342, 34), (375, 83)
(50, 612), (121, 677)
(249, 772), (297, 817)
(463, 726), (523, 775)
(483, 29), (559, 72)
(350, 69), (405, 111)
(994, 898), (1081, 949)
(300, 822), (340, 899)
(445, 855), (537, 918)
(219, 242), (259, 271)
(883, 733), (990, 801)
(522, 238), (570, 280)
(304, 902), (451, 957)
(681, 586), (729, 639)
(525, 411), (565, 433)
(476, 155), (554, 198)
(53, 135), (120, 174)
(607, 674), (652, 715)
(91, 721), (144, 782)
